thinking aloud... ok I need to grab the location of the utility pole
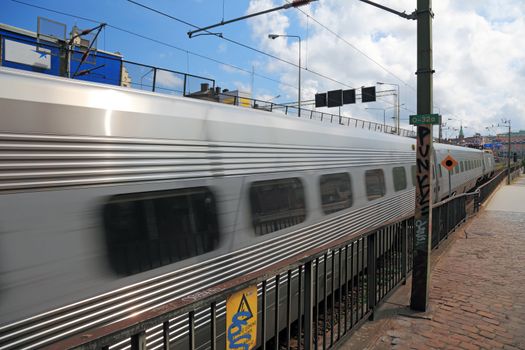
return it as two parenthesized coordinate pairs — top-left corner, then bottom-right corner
(410, 0), (434, 312)
(359, 0), (433, 313)
(507, 120), (511, 184)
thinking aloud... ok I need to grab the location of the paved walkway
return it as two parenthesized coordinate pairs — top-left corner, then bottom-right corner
(344, 174), (525, 350)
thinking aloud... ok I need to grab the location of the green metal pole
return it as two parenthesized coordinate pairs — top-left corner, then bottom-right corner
(410, 0), (434, 312)
(507, 123), (511, 184)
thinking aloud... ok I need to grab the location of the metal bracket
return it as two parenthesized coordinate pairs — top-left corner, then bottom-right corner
(415, 69), (435, 75)
(415, 8), (435, 18)
(190, 32), (223, 39)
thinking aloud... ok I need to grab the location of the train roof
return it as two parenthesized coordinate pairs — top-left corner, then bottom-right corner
(0, 67), (483, 156)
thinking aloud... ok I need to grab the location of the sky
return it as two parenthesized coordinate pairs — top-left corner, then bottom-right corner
(1, 0), (524, 137)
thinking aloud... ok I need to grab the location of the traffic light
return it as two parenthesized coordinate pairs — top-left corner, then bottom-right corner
(361, 86), (376, 102)
(327, 89), (343, 107)
(315, 93), (327, 108)
(343, 89), (356, 104)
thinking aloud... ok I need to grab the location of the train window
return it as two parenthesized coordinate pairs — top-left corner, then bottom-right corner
(411, 165), (417, 186)
(320, 173), (353, 214)
(250, 178), (306, 235)
(460, 161), (465, 172)
(103, 187), (220, 276)
(365, 169), (386, 200)
(455, 164), (460, 174)
(439, 164), (443, 177)
(392, 167), (407, 191)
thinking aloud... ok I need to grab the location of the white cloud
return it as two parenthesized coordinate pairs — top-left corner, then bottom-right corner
(247, 0), (525, 134)
(155, 70), (184, 89)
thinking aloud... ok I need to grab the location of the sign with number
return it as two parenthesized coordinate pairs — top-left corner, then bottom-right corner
(409, 113), (441, 125)
(226, 285), (258, 350)
(441, 155), (458, 171)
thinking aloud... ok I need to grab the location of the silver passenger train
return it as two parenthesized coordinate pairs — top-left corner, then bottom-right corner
(0, 67), (494, 349)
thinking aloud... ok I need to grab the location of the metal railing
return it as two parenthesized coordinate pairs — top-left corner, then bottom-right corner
(431, 193), (473, 249)
(46, 216), (415, 350)
(212, 93), (416, 138)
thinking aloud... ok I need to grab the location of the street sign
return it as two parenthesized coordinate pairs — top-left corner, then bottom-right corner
(441, 154), (458, 172)
(409, 113), (441, 125)
(226, 285), (258, 350)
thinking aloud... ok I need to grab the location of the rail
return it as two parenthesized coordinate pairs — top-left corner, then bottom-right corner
(1, 33), (416, 138)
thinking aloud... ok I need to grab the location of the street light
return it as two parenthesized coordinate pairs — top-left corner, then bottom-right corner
(365, 107), (386, 132)
(377, 82), (400, 135)
(433, 106), (442, 143)
(268, 34), (302, 116)
(498, 119), (512, 184)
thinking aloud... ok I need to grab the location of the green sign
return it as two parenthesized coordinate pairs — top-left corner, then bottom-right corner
(409, 114), (441, 125)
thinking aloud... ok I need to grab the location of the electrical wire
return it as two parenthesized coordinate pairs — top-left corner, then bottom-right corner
(287, 0), (416, 92)
(125, 0), (358, 89)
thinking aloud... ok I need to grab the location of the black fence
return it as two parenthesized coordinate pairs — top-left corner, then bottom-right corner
(47, 169), (525, 350)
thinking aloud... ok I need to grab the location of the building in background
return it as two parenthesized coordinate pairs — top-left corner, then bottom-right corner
(0, 21), (125, 86)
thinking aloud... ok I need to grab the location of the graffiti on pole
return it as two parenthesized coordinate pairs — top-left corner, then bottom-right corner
(415, 125), (432, 250)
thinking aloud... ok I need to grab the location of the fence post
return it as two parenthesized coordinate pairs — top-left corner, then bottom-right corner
(152, 68), (157, 92)
(303, 261), (314, 350)
(130, 331), (147, 350)
(401, 220), (408, 284)
(367, 233), (377, 319)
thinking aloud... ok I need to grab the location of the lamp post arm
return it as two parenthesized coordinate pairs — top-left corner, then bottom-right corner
(188, 1), (317, 37)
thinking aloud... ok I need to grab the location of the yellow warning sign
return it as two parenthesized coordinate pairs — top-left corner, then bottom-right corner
(226, 285), (258, 350)
(441, 154), (459, 172)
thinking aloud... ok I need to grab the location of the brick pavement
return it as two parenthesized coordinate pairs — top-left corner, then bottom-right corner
(343, 174), (525, 350)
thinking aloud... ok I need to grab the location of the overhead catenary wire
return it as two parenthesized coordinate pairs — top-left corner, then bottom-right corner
(286, 0), (416, 92)
(124, 0), (416, 114)
(125, 0), (359, 90)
